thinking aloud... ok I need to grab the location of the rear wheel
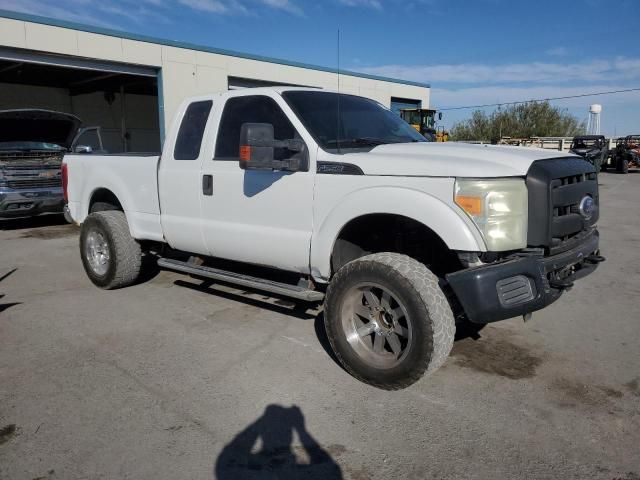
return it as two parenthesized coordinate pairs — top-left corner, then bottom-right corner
(324, 253), (455, 390)
(80, 211), (142, 289)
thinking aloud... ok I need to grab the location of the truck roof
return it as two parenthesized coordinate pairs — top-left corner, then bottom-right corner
(184, 87), (365, 103)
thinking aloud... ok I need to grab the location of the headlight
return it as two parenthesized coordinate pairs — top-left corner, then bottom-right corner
(454, 178), (528, 251)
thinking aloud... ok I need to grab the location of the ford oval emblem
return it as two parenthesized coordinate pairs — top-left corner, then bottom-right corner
(579, 195), (595, 220)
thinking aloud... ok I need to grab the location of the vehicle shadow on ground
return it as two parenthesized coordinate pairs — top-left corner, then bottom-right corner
(0, 214), (67, 231)
(173, 278), (318, 320)
(214, 404), (343, 480)
(172, 277), (485, 373)
(173, 278), (342, 368)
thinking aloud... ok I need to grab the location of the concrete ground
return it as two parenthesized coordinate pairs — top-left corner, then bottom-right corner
(1, 171), (639, 480)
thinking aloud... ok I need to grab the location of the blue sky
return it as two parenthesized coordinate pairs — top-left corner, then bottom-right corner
(1, 0), (638, 135)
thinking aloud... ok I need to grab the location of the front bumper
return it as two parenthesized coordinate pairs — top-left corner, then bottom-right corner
(446, 230), (603, 324)
(0, 187), (64, 218)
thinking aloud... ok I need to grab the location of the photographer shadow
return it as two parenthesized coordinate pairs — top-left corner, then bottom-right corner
(215, 404), (343, 480)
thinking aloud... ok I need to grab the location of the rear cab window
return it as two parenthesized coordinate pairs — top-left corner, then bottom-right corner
(174, 100), (213, 160)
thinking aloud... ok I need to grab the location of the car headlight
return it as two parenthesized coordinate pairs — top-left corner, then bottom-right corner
(454, 178), (528, 251)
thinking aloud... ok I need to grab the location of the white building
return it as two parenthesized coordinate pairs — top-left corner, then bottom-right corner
(0, 10), (430, 152)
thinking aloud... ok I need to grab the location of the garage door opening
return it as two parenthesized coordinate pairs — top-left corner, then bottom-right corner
(0, 53), (160, 153)
(390, 97), (422, 116)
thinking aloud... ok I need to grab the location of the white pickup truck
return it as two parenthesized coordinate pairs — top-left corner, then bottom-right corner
(64, 87), (604, 389)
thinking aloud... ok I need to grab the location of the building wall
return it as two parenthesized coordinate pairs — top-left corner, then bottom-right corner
(0, 16), (430, 137)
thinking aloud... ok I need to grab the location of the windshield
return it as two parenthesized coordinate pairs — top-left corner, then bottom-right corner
(0, 141), (65, 151)
(283, 91), (427, 152)
(403, 110), (421, 125)
(571, 138), (602, 149)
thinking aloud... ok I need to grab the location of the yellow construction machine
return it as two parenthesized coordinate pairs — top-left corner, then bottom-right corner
(399, 108), (449, 142)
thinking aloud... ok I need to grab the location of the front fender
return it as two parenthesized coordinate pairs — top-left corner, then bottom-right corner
(310, 184), (486, 281)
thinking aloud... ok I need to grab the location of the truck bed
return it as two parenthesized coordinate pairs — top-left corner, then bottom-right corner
(64, 152), (164, 242)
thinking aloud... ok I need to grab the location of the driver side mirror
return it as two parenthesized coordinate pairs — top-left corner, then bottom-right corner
(239, 123), (305, 172)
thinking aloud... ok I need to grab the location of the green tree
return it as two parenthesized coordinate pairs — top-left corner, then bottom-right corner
(449, 101), (585, 142)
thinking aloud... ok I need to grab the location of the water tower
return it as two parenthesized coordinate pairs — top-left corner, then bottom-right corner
(587, 104), (602, 135)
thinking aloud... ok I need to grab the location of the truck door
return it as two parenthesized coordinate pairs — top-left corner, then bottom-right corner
(158, 99), (214, 255)
(200, 93), (314, 273)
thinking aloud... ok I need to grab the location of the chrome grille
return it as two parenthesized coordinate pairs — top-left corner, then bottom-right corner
(526, 158), (599, 254)
(7, 178), (61, 189)
(1, 151), (63, 191)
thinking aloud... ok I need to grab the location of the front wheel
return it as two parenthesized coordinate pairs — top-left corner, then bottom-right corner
(80, 211), (142, 289)
(324, 253), (455, 390)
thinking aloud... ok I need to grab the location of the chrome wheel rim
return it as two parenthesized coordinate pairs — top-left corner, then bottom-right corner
(340, 283), (412, 369)
(85, 229), (110, 276)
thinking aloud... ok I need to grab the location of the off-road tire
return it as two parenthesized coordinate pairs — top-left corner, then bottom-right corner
(619, 158), (629, 174)
(80, 211), (142, 289)
(324, 252), (455, 390)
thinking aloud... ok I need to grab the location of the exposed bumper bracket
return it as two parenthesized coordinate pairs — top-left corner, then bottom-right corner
(446, 231), (602, 324)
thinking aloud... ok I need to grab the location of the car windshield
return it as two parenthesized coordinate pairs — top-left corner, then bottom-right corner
(572, 138), (602, 149)
(282, 91), (427, 152)
(0, 141), (65, 151)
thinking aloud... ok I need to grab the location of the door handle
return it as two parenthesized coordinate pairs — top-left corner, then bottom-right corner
(202, 174), (213, 196)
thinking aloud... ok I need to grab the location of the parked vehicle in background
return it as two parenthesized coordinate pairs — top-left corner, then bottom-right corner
(607, 135), (640, 174)
(64, 88), (604, 390)
(0, 109), (103, 220)
(569, 135), (607, 171)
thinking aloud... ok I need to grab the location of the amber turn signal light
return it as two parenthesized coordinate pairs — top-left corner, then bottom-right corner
(455, 195), (483, 216)
(239, 145), (251, 161)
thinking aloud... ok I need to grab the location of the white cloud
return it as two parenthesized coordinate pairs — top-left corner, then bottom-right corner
(0, 0), (304, 25)
(354, 57), (640, 136)
(545, 46), (569, 56)
(336, 0), (436, 9)
(0, 0), (117, 27)
(432, 84), (640, 137)
(177, 0), (234, 14)
(356, 58), (640, 85)
(338, 0), (383, 9)
(259, 0), (303, 15)
(432, 84), (640, 109)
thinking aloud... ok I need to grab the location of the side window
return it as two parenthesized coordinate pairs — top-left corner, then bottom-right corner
(174, 100), (213, 160)
(215, 95), (298, 160)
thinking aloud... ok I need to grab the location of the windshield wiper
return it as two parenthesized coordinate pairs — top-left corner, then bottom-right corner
(327, 137), (390, 147)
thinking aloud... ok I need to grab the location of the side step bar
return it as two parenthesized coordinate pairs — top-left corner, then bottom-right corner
(157, 258), (325, 302)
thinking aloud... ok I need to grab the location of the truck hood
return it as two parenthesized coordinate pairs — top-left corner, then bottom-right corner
(0, 109), (82, 150)
(343, 142), (579, 177)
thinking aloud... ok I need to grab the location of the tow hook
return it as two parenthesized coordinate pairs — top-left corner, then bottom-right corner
(584, 254), (606, 264)
(549, 277), (575, 289)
